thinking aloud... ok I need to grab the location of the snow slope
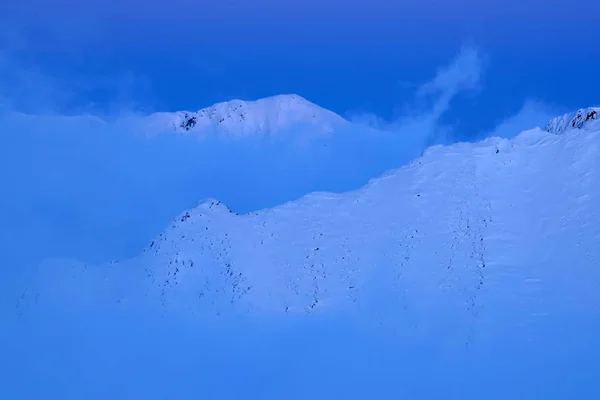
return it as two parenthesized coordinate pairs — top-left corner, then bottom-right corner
(10, 108), (600, 399)
(23, 111), (600, 323)
(139, 127), (599, 319)
(138, 94), (348, 137)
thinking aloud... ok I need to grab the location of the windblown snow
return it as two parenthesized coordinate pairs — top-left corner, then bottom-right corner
(20, 107), (600, 331)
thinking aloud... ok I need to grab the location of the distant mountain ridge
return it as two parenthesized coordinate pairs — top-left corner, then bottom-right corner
(142, 94), (348, 137)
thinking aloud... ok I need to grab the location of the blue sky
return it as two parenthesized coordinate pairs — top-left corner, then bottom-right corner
(2, 0), (599, 138)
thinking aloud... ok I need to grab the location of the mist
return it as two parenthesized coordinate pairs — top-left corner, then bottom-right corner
(0, 47), (486, 268)
(2, 45), (585, 400)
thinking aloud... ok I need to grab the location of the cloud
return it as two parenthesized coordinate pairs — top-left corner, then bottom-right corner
(0, 50), (71, 114)
(347, 45), (562, 148)
(477, 99), (561, 140)
(0, 43), (560, 290)
(0, 43), (581, 400)
(0, 29), (155, 116)
(0, 112), (429, 270)
(348, 45), (484, 147)
(414, 45), (484, 122)
(0, 45), (488, 275)
(417, 46), (483, 97)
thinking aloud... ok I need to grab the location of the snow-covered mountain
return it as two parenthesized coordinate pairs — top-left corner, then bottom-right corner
(139, 94), (348, 137)
(10, 105), (600, 400)
(545, 107), (599, 134)
(22, 108), (600, 327)
(2, 94), (347, 138)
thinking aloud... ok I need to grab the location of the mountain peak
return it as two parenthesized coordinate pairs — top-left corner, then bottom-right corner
(149, 94), (348, 136)
(545, 107), (599, 134)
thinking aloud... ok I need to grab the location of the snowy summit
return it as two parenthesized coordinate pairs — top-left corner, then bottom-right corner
(545, 107), (599, 134)
(144, 94), (348, 137)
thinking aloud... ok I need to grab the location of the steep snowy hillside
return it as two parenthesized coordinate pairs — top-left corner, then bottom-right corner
(545, 107), (599, 134)
(22, 110), (600, 332)
(139, 94), (348, 137)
